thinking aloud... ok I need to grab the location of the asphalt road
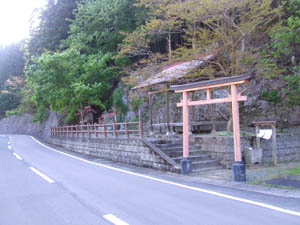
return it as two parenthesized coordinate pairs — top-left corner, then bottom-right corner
(1, 135), (300, 225)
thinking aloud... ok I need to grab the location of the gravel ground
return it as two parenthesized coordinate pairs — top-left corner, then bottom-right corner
(191, 161), (300, 198)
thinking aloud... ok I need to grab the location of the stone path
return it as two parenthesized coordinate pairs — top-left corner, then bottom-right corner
(193, 161), (300, 183)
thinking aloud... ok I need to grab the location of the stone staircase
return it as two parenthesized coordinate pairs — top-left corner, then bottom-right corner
(152, 139), (222, 173)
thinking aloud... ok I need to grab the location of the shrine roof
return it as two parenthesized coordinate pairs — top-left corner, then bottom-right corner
(170, 73), (254, 91)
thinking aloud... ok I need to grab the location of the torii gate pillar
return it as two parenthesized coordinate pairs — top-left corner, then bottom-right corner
(180, 91), (191, 174)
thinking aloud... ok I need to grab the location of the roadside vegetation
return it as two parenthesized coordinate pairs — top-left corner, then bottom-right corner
(0, 0), (299, 123)
(246, 162), (300, 189)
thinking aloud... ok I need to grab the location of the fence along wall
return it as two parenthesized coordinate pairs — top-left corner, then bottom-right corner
(48, 136), (179, 173)
(51, 120), (143, 139)
(49, 120), (177, 173)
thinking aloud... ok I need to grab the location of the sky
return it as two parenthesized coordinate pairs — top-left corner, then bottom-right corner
(0, 0), (47, 45)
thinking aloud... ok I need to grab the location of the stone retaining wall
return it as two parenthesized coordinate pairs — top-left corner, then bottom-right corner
(48, 136), (179, 173)
(191, 134), (300, 167)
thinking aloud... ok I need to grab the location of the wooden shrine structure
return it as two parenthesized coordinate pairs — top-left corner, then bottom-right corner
(132, 53), (222, 134)
(170, 74), (253, 180)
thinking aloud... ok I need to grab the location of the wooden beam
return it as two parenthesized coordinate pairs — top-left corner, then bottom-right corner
(271, 125), (277, 166)
(166, 88), (170, 133)
(210, 104), (216, 134)
(253, 121), (276, 126)
(149, 93), (153, 133)
(206, 88), (211, 99)
(174, 80), (246, 93)
(170, 73), (253, 91)
(177, 96), (247, 107)
(255, 125), (261, 149)
(191, 92), (195, 123)
(148, 88), (171, 95)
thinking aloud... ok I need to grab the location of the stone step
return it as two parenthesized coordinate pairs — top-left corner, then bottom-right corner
(166, 150), (201, 158)
(192, 160), (219, 169)
(159, 146), (202, 152)
(191, 166), (223, 174)
(172, 155), (211, 163)
(151, 139), (173, 145)
(159, 147), (183, 152)
(155, 142), (183, 148)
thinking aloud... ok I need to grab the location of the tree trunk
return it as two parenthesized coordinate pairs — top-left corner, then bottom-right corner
(168, 33), (172, 60)
(231, 44), (237, 75)
(192, 21), (196, 52)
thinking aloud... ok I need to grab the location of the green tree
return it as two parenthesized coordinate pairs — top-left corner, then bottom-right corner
(23, 0), (145, 122)
(63, 0), (143, 54)
(27, 0), (79, 57)
(0, 42), (25, 118)
(26, 49), (119, 122)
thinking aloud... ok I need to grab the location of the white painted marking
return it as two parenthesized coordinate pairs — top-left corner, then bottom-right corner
(30, 136), (300, 217)
(29, 167), (55, 183)
(8, 141), (11, 145)
(103, 214), (129, 225)
(8, 145), (12, 150)
(13, 152), (22, 160)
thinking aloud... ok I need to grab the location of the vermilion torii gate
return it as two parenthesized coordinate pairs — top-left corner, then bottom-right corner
(170, 74), (253, 181)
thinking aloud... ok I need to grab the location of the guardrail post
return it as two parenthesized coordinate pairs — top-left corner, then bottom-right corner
(104, 124), (107, 138)
(95, 124), (98, 137)
(139, 109), (143, 139)
(88, 123), (91, 138)
(81, 125), (84, 137)
(125, 120), (129, 138)
(113, 121), (117, 138)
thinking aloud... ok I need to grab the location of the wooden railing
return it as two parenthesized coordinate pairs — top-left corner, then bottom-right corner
(51, 120), (143, 139)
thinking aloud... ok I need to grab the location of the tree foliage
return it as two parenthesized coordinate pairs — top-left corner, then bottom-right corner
(0, 42), (25, 118)
(121, 0), (282, 78)
(27, 0), (78, 57)
(1, 0), (299, 125)
(23, 0), (144, 122)
(262, 0), (300, 107)
(26, 49), (119, 122)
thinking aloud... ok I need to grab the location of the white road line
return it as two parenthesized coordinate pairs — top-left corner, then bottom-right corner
(31, 136), (300, 217)
(103, 214), (129, 225)
(13, 152), (22, 160)
(8, 145), (12, 150)
(29, 167), (55, 183)
(8, 141), (11, 145)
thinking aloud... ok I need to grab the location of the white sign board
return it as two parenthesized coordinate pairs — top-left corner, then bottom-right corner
(257, 129), (272, 140)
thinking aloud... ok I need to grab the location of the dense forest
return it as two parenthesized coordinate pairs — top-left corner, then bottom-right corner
(0, 0), (299, 124)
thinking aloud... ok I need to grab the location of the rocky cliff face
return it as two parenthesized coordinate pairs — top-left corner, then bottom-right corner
(128, 78), (300, 130)
(0, 112), (59, 138)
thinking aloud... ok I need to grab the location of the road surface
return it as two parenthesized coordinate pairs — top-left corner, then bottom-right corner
(1, 135), (300, 225)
